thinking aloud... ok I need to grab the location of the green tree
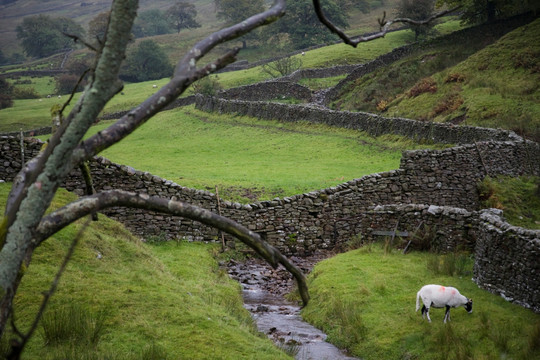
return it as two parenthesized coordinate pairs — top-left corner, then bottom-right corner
(87, 11), (110, 45)
(437, 0), (540, 24)
(166, 2), (201, 34)
(277, 0), (349, 49)
(397, 0), (437, 40)
(336, 0), (371, 13)
(133, 9), (174, 38)
(16, 15), (84, 58)
(214, 0), (265, 48)
(55, 74), (86, 95)
(0, 78), (14, 110)
(0, 49), (7, 65)
(120, 40), (173, 82)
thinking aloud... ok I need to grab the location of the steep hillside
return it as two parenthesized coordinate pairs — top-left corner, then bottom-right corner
(0, 183), (289, 359)
(387, 17), (540, 139)
(331, 14), (539, 140)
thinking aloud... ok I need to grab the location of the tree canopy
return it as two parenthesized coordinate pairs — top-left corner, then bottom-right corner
(214, 0), (266, 25)
(120, 39), (173, 82)
(397, 0), (437, 40)
(166, 1), (201, 34)
(87, 11), (110, 45)
(16, 14), (84, 58)
(437, 0), (540, 24)
(276, 0), (349, 49)
(133, 9), (175, 38)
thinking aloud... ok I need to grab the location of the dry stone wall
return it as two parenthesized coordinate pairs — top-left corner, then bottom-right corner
(216, 81), (312, 102)
(196, 96), (521, 145)
(473, 210), (540, 313)
(1, 125), (539, 311)
(357, 204), (540, 313)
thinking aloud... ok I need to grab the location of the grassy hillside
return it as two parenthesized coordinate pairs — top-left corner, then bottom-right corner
(0, 0), (219, 56)
(331, 15), (540, 140)
(387, 18), (540, 140)
(0, 24), (420, 132)
(75, 106), (449, 202)
(0, 183), (290, 359)
(301, 245), (540, 360)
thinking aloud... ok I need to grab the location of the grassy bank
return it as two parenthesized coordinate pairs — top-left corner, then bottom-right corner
(0, 183), (290, 359)
(75, 106), (448, 202)
(301, 245), (540, 359)
(478, 175), (540, 229)
(333, 16), (540, 140)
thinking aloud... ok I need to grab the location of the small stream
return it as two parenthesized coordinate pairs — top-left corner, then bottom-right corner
(227, 253), (358, 360)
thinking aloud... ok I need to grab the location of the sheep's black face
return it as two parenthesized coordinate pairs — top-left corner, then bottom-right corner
(465, 299), (473, 313)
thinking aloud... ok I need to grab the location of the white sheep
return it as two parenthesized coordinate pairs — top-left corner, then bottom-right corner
(416, 284), (473, 323)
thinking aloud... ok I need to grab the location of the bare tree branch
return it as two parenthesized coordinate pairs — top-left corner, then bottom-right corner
(36, 190), (309, 306)
(62, 32), (99, 52)
(72, 0), (287, 165)
(312, 0), (461, 47)
(73, 48), (240, 163)
(0, 0), (139, 336)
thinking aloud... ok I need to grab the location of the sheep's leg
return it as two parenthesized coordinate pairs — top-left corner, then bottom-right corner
(421, 305), (427, 320)
(426, 307), (432, 323)
(444, 305), (450, 323)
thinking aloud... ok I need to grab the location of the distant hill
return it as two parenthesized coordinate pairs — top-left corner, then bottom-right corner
(0, 0), (218, 56)
(330, 14), (540, 141)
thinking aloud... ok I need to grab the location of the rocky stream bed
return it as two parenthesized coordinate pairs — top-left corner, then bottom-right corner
(226, 252), (358, 360)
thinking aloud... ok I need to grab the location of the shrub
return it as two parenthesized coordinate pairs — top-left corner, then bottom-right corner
(407, 77), (437, 97)
(444, 72), (466, 83)
(376, 99), (388, 112)
(431, 92), (464, 116)
(409, 224), (435, 252)
(55, 74), (87, 95)
(12, 86), (40, 99)
(0, 78), (14, 109)
(260, 56), (302, 78)
(190, 76), (222, 96)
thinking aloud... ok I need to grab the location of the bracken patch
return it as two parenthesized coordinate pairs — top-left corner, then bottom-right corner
(407, 77), (438, 97)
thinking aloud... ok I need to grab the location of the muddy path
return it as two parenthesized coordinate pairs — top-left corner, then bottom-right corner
(226, 252), (359, 360)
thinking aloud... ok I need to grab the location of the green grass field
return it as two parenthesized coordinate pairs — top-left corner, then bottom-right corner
(0, 183), (290, 360)
(75, 106), (448, 202)
(301, 245), (540, 360)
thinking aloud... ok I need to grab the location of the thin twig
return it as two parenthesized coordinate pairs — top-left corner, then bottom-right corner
(215, 185), (226, 251)
(60, 68), (91, 116)
(62, 32), (98, 52)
